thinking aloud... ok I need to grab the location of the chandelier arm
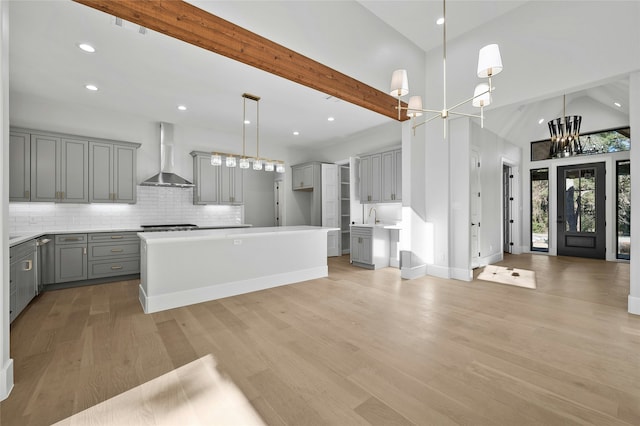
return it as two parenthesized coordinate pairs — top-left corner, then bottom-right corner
(411, 112), (442, 131)
(449, 111), (482, 119)
(398, 105), (442, 114)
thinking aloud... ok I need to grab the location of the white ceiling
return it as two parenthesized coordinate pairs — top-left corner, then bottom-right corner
(9, 1), (630, 151)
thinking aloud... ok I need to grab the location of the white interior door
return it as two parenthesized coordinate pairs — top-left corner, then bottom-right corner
(470, 149), (481, 268)
(322, 163), (340, 257)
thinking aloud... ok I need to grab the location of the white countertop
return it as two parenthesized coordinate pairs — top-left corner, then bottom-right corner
(350, 223), (402, 230)
(139, 226), (340, 244)
(9, 224), (252, 247)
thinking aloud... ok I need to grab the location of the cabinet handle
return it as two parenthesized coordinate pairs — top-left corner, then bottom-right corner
(24, 190), (30, 199)
(110, 236), (123, 239)
(23, 259), (32, 271)
(64, 237), (80, 242)
(61, 191), (65, 199)
(110, 248), (124, 253)
(111, 265), (123, 270)
(83, 247), (87, 255)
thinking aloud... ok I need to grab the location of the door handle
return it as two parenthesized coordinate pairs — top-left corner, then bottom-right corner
(471, 222), (476, 226)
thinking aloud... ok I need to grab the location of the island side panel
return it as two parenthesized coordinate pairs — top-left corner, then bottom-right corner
(139, 229), (329, 313)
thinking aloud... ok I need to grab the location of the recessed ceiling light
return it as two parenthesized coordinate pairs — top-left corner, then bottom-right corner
(85, 84), (98, 91)
(78, 43), (95, 53)
(614, 102), (622, 108)
(327, 117), (335, 122)
(244, 120), (251, 124)
(436, 17), (445, 25)
(293, 131), (300, 136)
(177, 105), (187, 111)
(538, 118), (544, 125)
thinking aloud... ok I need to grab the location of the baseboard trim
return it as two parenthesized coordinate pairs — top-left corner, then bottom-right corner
(450, 267), (472, 281)
(139, 266), (328, 314)
(426, 264), (450, 279)
(401, 264), (426, 280)
(628, 294), (640, 316)
(0, 358), (14, 401)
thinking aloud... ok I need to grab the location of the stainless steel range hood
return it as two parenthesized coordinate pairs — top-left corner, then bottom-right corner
(141, 122), (194, 188)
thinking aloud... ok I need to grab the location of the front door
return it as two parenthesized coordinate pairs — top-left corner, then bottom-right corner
(557, 162), (605, 259)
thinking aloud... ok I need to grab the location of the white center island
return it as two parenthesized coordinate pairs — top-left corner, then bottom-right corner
(138, 226), (337, 313)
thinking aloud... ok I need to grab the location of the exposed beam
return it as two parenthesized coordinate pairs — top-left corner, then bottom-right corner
(72, 0), (409, 121)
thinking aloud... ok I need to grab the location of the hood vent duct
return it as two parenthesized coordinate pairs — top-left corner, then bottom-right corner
(140, 122), (194, 188)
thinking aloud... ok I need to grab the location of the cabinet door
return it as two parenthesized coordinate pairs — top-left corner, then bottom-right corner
(381, 151), (395, 202)
(369, 153), (382, 203)
(394, 149), (402, 202)
(30, 134), (60, 202)
(194, 156), (219, 204)
(59, 138), (89, 203)
(359, 156), (370, 203)
(221, 164), (243, 204)
(361, 235), (373, 264)
(17, 253), (36, 312)
(351, 234), (361, 263)
(89, 142), (114, 203)
(292, 164), (313, 190)
(114, 145), (136, 203)
(55, 244), (88, 283)
(9, 131), (31, 201)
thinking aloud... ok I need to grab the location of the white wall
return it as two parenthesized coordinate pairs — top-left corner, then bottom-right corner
(1, 0), (12, 402)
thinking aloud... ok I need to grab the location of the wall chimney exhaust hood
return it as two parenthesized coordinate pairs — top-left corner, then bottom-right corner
(141, 122), (194, 188)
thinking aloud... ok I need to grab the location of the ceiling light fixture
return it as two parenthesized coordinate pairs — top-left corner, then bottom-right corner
(436, 17), (445, 25)
(614, 102), (622, 108)
(85, 84), (98, 91)
(538, 118), (545, 125)
(210, 93), (285, 173)
(78, 43), (95, 53)
(548, 94), (582, 158)
(390, 0), (503, 138)
(327, 117), (335, 122)
(177, 105), (187, 111)
(293, 131), (300, 136)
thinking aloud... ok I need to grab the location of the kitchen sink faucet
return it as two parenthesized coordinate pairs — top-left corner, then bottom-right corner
(368, 207), (380, 224)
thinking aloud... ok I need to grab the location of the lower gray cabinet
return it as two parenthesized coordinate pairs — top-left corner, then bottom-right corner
(55, 234), (88, 283)
(350, 226), (390, 270)
(87, 232), (140, 279)
(10, 240), (37, 323)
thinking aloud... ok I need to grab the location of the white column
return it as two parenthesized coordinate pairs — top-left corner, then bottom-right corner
(629, 71), (640, 315)
(0, 0), (14, 400)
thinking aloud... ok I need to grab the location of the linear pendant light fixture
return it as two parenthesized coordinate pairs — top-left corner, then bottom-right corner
(210, 93), (285, 173)
(390, 0), (503, 137)
(548, 94), (582, 157)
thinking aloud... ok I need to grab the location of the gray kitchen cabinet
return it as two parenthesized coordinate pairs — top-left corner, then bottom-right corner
(359, 153), (381, 203)
(55, 234), (88, 283)
(89, 142), (138, 203)
(30, 134), (89, 203)
(350, 225), (390, 269)
(9, 131), (31, 201)
(360, 149), (401, 204)
(192, 153), (219, 204)
(10, 240), (37, 323)
(220, 163), (243, 204)
(291, 163), (315, 190)
(381, 149), (402, 202)
(190, 151), (243, 205)
(88, 232), (140, 279)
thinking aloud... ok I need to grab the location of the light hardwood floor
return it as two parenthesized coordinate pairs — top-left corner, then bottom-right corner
(1, 254), (639, 425)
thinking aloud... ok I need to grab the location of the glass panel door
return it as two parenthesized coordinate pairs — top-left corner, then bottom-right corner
(616, 160), (630, 259)
(557, 162), (605, 259)
(530, 168), (549, 251)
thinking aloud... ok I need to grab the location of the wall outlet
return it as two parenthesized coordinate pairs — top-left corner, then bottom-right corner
(234, 239), (242, 245)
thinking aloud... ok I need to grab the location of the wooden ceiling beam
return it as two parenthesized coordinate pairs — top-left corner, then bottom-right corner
(72, 0), (409, 121)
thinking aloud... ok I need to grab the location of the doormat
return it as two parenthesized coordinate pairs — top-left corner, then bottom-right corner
(477, 265), (536, 289)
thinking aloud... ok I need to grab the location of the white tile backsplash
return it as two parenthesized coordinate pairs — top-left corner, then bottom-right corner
(9, 186), (243, 233)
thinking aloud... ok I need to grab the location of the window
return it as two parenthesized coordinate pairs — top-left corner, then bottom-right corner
(531, 127), (630, 161)
(616, 160), (630, 260)
(531, 168), (549, 251)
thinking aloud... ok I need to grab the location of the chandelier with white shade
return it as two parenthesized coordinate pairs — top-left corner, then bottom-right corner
(390, 0), (504, 137)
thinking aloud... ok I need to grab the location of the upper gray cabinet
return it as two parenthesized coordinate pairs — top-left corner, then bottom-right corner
(10, 127), (139, 204)
(360, 148), (401, 204)
(30, 133), (89, 203)
(191, 151), (244, 205)
(89, 142), (138, 204)
(9, 131), (31, 202)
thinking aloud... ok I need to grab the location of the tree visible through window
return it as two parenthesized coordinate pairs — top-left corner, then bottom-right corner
(531, 168), (549, 251)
